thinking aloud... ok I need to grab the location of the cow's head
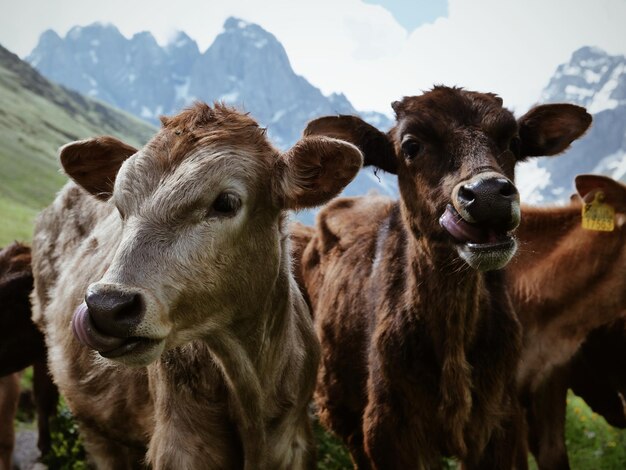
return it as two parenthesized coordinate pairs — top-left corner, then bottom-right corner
(305, 86), (591, 270)
(63, 103), (362, 366)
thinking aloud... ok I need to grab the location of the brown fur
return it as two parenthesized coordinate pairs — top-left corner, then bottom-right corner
(0, 373), (19, 470)
(0, 243), (42, 375)
(0, 242), (58, 464)
(31, 103), (362, 469)
(568, 319), (626, 428)
(295, 87), (590, 468)
(509, 175), (626, 469)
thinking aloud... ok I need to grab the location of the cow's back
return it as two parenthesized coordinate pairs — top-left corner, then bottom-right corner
(301, 195), (395, 436)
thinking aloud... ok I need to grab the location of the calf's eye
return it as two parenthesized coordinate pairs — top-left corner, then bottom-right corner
(401, 139), (422, 160)
(509, 136), (521, 156)
(208, 192), (241, 217)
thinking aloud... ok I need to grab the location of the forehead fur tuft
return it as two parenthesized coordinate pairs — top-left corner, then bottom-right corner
(159, 102), (262, 133)
(150, 102), (274, 166)
(393, 86), (517, 136)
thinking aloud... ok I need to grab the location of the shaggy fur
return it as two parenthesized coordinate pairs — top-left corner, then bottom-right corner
(0, 242), (58, 467)
(295, 87), (591, 468)
(509, 175), (626, 470)
(31, 103), (362, 469)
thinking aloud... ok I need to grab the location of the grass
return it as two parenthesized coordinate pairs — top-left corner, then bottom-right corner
(314, 420), (353, 469)
(0, 45), (154, 246)
(564, 392), (626, 468)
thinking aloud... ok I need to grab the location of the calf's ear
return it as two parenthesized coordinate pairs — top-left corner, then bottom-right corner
(517, 104), (592, 158)
(59, 136), (138, 200)
(575, 174), (626, 213)
(305, 115), (398, 174)
(274, 136), (363, 210)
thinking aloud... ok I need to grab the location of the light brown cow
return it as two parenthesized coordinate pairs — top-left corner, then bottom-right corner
(295, 87), (591, 468)
(510, 174), (626, 470)
(31, 103), (362, 469)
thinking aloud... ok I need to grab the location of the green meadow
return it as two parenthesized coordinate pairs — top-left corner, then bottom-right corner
(0, 44), (153, 246)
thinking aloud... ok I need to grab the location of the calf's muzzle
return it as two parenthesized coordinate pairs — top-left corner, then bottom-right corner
(453, 171), (520, 231)
(85, 286), (144, 338)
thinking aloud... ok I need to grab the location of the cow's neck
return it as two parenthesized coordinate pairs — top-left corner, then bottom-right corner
(153, 228), (306, 465)
(399, 202), (484, 330)
(406, 232), (486, 350)
(512, 204), (580, 272)
(509, 203), (617, 323)
(390, 203), (512, 454)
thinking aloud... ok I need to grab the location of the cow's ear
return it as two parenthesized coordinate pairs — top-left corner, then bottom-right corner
(60, 136), (138, 200)
(273, 136), (362, 210)
(304, 115), (397, 174)
(575, 174), (626, 214)
(517, 104), (592, 158)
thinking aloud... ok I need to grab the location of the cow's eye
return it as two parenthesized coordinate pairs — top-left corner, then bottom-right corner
(208, 192), (241, 217)
(509, 136), (521, 157)
(401, 138), (422, 160)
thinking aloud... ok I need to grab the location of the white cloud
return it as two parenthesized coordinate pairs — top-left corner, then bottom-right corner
(2, 0), (625, 115)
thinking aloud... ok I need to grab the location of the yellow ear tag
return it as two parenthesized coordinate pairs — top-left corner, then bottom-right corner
(582, 191), (615, 232)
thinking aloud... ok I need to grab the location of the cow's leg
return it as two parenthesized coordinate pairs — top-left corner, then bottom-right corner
(33, 358), (59, 457)
(80, 425), (148, 470)
(314, 352), (371, 469)
(362, 392), (436, 470)
(0, 373), (20, 470)
(464, 398), (528, 470)
(527, 366), (570, 470)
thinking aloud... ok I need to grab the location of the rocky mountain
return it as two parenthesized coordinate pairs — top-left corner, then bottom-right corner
(26, 18), (398, 224)
(523, 46), (626, 202)
(27, 18), (393, 149)
(0, 43), (154, 244)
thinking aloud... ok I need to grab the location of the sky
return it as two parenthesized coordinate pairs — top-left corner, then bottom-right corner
(1, 0), (625, 116)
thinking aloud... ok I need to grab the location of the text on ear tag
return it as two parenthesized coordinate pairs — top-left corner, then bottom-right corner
(582, 191), (615, 232)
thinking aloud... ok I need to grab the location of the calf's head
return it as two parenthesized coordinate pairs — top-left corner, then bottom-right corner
(305, 86), (591, 270)
(62, 103), (362, 366)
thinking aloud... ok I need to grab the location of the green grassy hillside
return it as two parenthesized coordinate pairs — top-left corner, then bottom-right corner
(0, 44), (155, 245)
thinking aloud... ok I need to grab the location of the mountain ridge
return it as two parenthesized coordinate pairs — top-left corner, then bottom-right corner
(28, 18), (393, 148)
(525, 46), (626, 202)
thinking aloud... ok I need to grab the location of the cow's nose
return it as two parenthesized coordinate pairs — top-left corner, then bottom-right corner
(85, 286), (143, 338)
(456, 176), (520, 229)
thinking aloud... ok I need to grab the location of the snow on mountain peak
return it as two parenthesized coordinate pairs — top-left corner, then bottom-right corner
(224, 17), (252, 30)
(528, 45), (626, 202)
(542, 46), (626, 115)
(168, 31), (195, 49)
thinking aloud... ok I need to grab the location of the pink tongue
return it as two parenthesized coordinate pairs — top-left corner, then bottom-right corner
(439, 205), (489, 243)
(72, 302), (126, 353)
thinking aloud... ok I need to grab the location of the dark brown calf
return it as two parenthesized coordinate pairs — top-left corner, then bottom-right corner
(298, 87), (591, 468)
(509, 174), (626, 470)
(0, 242), (58, 469)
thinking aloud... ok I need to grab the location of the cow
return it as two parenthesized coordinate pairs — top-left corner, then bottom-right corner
(0, 242), (58, 469)
(509, 174), (626, 469)
(30, 103), (362, 469)
(293, 86), (591, 468)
